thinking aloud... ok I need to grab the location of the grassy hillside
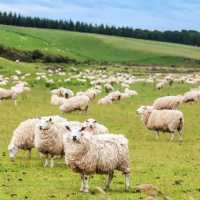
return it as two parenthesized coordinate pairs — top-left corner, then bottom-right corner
(0, 66), (200, 199)
(0, 25), (200, 65)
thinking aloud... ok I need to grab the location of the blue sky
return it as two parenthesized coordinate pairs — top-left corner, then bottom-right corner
(0, 0), (199, 31)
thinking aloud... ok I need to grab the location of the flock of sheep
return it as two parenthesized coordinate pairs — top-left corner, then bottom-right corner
(2, 68), (200, 193)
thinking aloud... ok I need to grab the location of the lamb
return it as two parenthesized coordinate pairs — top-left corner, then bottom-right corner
(136, 106), (184, 141)
(34, 116), (69, 167)
(8, 118), (39, 159)
(60, 95), (90, 113)
(0, 88), (17, 104)
(183, 89), (200, 103)
(63, 129), (130, 192)
(82, 118), (109, 134)
(153, 96), (183, 110)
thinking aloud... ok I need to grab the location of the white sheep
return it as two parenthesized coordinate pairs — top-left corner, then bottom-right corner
(63, 130), (130, 192)
(51, 95), (67, 106)
(183, 89), (200, 103)
(60, 95), (90, 113)
(136, 106), (184, 141)
(34, 116), (68, 168)
(51, 87), (74, 98)
(8, 118), (39, 159)
(0, 88), (17, 104)
(82, 118), (109, 135)
(153, 96), (183, 110)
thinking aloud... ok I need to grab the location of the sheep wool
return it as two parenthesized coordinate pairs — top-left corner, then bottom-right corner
(153, 96), (183, 110)
(60, 95), (89, 113)
(63, 132), (130, 192)
(8, 118), (39, 159)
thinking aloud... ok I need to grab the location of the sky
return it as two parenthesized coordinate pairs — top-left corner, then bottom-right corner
(0, 0), (199, 31)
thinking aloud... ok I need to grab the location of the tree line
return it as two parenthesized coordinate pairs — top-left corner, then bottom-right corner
(1, 11), (200, 46)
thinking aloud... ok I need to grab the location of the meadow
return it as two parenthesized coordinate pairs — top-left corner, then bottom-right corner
(1, 25), (200, 65)
(0, 57), (200, 200)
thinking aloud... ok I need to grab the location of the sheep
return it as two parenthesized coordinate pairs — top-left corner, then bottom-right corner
(8, 118), (39, 160)
(98, 96), (112, 105)
(34, 116), (69, 167)
(153, 96), (183, 110)
(82, 118), (109, 135)
(60, 95), (89, 113)
(104, 83), (114, 93)
(136, 106), (184, 141)
(0, 88), (17, 104)
(183, 89), (200, 103)
(51, 95), (67, 106)
(121, 88), (138, 99)
(63, 129), (130, 192)
(76, 89), (97, 100)
(51, 87), (74, 98)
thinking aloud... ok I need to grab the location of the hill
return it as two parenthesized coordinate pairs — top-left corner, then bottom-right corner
(0, 25), (200, 65)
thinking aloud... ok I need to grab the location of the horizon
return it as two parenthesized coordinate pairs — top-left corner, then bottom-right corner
(0, 0), (199, 31)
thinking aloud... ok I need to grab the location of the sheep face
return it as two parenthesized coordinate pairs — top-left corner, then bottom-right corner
(136, 106), (153, 115)
(8, 144), (18, 159)
(38, 117), (53, 130)
(83, 118), (97, 129)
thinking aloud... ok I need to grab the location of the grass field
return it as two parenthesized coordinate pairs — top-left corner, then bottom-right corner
(1, 25), (200, 65)
(0, 58), (200, 199)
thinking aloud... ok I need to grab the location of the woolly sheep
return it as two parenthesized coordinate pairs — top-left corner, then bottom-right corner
(60, 95), (90, 113)
(136, 106), (184, 141)
(51, 87), (74, 98)
(183, 89), (200, 103)
(8, 118), (39, 159)
(0, 88), (17, 104)
(51, 95), (67, 106)
(153, 96), (183, 110)
(34, 116), (68, 167)
(82, 118), (109, 135)
(63, 130), (130, 192)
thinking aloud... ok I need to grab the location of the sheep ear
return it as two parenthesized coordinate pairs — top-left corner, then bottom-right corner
(49, 118), (52, 122)
(65, 126), (71, 131)
(80, 126), (86, 132)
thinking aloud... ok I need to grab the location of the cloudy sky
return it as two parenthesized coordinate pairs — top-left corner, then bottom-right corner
(0, 0), (199, 31)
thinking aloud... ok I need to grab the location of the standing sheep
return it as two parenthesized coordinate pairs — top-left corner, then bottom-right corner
(82, 118), (109, 134)
(153, 96), (183, 110)
(8, 118), (39, 159)
(63, 129), (130, 192)
(0, 88), (17, 104)
(136, 106), (184, 141)
(34, 116), (69, 167)
(60, 95), (89, 113)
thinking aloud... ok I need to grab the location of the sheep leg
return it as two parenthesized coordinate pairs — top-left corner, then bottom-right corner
(80, 174), (89, 193)
(125, 173), (130, 192)
(155, 131), (159, 140)
(104, 172), (114, 191)
(178, 130), (183, 142)
(27, 149), (32, 159)
(50, 156), (54, 168)
(44, 154), (49, 167)
(80, 174), (84, 192)
(170, 133), (175, 141)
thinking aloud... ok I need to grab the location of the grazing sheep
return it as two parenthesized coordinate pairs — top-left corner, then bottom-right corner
(51, 87), (74, 98)
(77, 89), (98, 100)
(98, 96), (112, 105)
(8, 118), (39, 159)
(136, 106), (184, 141)
(63, 130), (130, 192)
(60, 95), (90, 113)
(0, 88), (17, 104)
(51, 95), (66, 106)
(82, 118), (109, 134)
(34, 116), (68, 167)
(153, 96), (183, 110)
(183, 89), (200, 103)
